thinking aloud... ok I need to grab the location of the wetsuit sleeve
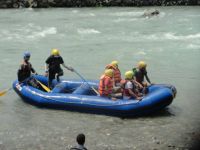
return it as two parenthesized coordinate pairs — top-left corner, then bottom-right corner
(17, 64), (24, 82)
(144, 70), (151, 84)
(45, 56), (51, 64)
(60, 56), (64, 64)
(30, 63), (36, 73)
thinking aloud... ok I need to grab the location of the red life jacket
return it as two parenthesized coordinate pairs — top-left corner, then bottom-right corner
(98, 75), (113, 96)
(106, 64), (121, 84)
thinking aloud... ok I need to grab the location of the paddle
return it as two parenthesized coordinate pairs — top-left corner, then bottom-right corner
(34, 78), (51, 92)
(0, 88), (12, 96)
(0, 75), (50, 97)
(73, 69), (99, 95)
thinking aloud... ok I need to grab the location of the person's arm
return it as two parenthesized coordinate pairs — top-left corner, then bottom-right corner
(133, 79), (143, 89)
(127, 82), (141, 100)
(31, 65), (36, 74)
(143, 69), (151, 84)
(128, 88), (141, 100)
(45, 63), (49, 73)
(145, 74), (151, 84)
(59, 56), (74, 71)
(17, 65), (23, 82)
(61, 63), (74, 72)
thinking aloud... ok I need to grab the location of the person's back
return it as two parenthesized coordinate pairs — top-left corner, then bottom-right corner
(134, 68), (146, 84)
(46, 54), (63, 73)
(105, 60), (121, 86)
(70, 134), (87, 150)
(98, 69), (114, 98)
(17, 51), (36, 82)
(123, 71), (142, 100)
(45, 49), (74, 88)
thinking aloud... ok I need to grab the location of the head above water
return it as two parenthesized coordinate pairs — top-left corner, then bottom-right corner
(23, 51), (31, 60)
(151, 10), (159, 15)
(51, 48), (60, 56)
(76, 133), (85, 145)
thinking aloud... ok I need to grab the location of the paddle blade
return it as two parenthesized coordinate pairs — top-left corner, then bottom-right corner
(36, 80), (51, 92)
(0, 88), (11, 96)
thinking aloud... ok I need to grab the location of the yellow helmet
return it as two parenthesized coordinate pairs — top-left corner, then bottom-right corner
(111, 60), (118, 68)
(51, 49), (60, 56)
(125, 71), (134, 80)
(138, 61), (147, 69)
(104, 69), (113, 77)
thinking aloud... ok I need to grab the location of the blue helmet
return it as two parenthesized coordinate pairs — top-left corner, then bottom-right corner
(24, 51), (31, 59)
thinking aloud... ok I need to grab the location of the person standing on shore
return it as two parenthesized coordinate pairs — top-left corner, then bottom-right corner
(70, 133), (87, 150)
(45, 49), (74, 88)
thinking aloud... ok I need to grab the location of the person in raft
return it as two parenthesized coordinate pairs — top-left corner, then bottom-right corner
(17, 51), (40, 88)
(133, 61), (152, 94)
(105, 60), (122, 87)
(70, 133), (87, 150)
(122, 71), (142, 100)
(98, 69), (120, 99)
(45, 49), (74, 88)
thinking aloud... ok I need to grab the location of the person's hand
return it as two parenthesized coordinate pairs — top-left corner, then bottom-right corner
(111, 97), (117, 101)
(68, 66), (74, 72)
(137, 93), (143, 97)
(138, 84), (144, 89)
(136, 97), (142, 101)
(45, 72), (48, 77)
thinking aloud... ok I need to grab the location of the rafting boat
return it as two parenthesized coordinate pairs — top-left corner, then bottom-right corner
(13, 75), (176, 117)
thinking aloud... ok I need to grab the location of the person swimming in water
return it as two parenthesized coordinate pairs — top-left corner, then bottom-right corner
(143, 9), (160, 18)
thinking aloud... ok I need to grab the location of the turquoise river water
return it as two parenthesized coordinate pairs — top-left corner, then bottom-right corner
(0, 6), (200, 150)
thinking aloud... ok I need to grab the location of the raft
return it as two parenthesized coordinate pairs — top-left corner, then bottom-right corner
(13, 75), (177, 117)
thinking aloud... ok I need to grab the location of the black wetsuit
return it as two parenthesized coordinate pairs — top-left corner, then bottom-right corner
(45, 55), (64, 87)
(134, 68), (150, 94)
(17, 61), (36, 82)
(134, 68), (147, 84)
(17, 61), (42, 89)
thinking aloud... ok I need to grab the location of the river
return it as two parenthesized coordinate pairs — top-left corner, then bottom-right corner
(0, 6), (200, 150)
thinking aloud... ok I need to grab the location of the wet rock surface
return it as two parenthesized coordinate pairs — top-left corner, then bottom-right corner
(0, 0), (200, 8)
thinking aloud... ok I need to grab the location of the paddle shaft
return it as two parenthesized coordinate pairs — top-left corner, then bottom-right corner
(74, 70), (99, 95)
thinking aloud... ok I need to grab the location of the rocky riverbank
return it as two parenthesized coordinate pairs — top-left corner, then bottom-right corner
(0, 0), (200, 8)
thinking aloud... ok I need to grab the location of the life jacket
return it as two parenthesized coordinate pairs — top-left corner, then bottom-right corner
(18, 61), (32, 82)
(121, 79), (135, 97)
(106, 64), (121, 84)
(98, 75), (113, 96)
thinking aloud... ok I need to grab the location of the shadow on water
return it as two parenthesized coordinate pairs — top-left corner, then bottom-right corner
(119, 107), (176, 120)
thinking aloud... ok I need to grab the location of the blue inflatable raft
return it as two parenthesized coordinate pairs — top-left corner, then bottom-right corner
(13, 75), (176, 117)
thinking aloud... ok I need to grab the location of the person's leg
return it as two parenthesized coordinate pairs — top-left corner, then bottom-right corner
(142, 82), (149, 94)
(56, 69), (63, 82)
(48, 72), (55, 89)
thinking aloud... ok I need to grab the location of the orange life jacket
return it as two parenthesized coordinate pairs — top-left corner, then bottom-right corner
(106, 64), (121, 84)
(98, 75), (113, 96)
